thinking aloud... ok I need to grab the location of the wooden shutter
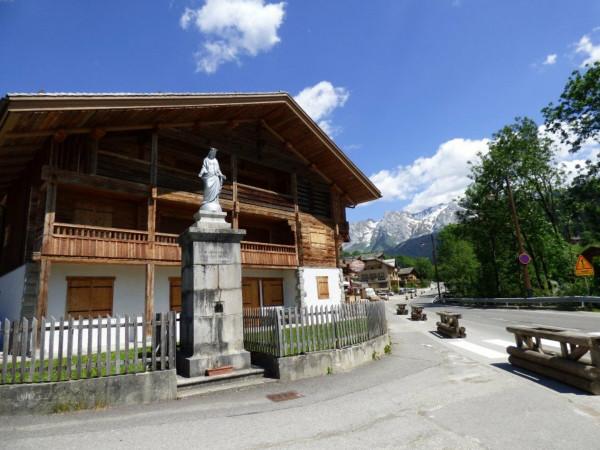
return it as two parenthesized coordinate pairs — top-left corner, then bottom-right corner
(242, 278), (260, 308)
(169, 277), (182, 312)
(262, 278), (284, 306)
(316, 276), (329, 300)
(66, 277), (114, 317)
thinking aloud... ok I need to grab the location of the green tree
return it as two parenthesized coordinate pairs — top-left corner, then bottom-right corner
(543, 61), (600, 153)
(413, 257), (434, 281)
(437, 225), (480, 297)
(459, 117), (572, 296)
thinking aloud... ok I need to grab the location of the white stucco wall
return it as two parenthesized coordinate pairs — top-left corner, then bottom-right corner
(48, 263), (146, 318)
(300, 267), (344, 307)
(242, 268), (297, 307)
(155, 266), (180, 313)
(0, 264), (25, 322)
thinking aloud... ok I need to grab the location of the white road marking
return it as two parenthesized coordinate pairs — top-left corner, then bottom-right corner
(448, 341), (506, 359)
(484, 338), (560, 349)
(542, 339), (560, 348)
(484, 339), (514, 348)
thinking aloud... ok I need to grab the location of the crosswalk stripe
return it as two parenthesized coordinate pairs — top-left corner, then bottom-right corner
(484, 339), (514, 348)
(484, 338), (560, 349)
(448, 341), (506, 359)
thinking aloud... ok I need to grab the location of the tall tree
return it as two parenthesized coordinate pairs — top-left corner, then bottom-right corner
(543, 61), (600, 152)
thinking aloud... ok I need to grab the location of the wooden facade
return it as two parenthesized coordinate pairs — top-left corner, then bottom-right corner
(0, 93), (380, 319)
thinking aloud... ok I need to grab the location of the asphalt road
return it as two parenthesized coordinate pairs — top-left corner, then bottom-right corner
(1, 297), (599, 449)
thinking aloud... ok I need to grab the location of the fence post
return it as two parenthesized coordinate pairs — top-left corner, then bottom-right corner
(276, 308), (284, 357)
(38, 317), (46, 382)
(29, 317), (38, 383)
(19, 318), (28, 383)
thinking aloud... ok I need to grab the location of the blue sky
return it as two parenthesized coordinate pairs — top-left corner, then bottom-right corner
(1, 0), (599, 221)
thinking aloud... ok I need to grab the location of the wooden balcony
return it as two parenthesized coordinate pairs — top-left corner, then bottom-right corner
(44, 223), (298, 267)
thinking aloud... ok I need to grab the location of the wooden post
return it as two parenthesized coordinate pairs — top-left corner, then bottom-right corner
(145, 263), (155, 336)
(150, 131), (158, 186)
(231, 153), (239, 229)
(505, 176), (533, 297)
(291, 172), (302, 266)
(89, 138), (98, 175)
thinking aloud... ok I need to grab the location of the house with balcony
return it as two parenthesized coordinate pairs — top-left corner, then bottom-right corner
(0, 93), (380, 321)
(356, 255), (400, 291)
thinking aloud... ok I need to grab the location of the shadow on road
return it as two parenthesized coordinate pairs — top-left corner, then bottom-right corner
(491, 362), (589, 396)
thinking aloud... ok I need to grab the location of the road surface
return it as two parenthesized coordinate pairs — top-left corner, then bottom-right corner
(1, 296), (599, 449)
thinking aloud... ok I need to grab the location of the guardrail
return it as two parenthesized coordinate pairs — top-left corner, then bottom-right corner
(441, 296), (600, 307)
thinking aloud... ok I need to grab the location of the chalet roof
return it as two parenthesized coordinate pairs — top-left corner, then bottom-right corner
(0, 92), (381, 204)
(397, 267), (417, 276)
(382, 258), (396, 268)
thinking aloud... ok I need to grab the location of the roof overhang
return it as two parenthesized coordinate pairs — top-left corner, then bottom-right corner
(0, 92), (381, 204)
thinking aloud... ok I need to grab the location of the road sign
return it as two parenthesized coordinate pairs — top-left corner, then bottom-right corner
(518, 252), (531, 265)
(575, 255), (594, 277)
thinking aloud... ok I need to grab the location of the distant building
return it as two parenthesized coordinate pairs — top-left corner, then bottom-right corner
(355, 255), (399, 291)
(397, 267), (419, 286)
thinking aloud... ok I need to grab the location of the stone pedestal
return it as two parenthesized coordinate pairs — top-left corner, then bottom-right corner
(176, 210), (250, 378)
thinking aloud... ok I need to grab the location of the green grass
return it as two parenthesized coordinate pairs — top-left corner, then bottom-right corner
(245, 319), (371, 357)
(1, 347), (154, 384)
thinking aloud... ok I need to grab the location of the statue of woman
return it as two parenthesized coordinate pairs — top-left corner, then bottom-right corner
(198, 147), (226, 212)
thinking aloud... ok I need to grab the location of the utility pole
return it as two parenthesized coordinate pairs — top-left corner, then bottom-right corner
(431, 233), (443, 303)
(505, 176), (533, 297)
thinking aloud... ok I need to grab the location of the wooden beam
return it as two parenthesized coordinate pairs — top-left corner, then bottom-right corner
(150, 131), (158, 186)
(261, 120), (358, 206)
(36, 258), (51, 318)
(231, 153), (239, 229)
(291, 172), (303, 266)
(145, 263), (155, 335)
(41, 181), (57, 250)
(4, 118), (258, 141)
(41, 166), (149, 197)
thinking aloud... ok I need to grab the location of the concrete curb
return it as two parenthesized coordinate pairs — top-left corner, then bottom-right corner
(251, 333), (390, 381)
(0, 369), (177, 416)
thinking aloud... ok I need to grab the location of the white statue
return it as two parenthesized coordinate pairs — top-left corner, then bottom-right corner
(198, 147), (226, 213)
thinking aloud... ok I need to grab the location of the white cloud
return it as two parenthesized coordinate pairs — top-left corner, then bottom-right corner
(543, 53), (557, 65)
(369, 138), (490, 212)
(180, 0), (285, 74)
(539, 124), (600, 182)
(575, 33), (600, 66)
(294, 81), (350, 136)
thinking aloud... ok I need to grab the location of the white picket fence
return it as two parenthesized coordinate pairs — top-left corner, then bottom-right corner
(0, 312), (177, 384)
(243, 301), (388, 357)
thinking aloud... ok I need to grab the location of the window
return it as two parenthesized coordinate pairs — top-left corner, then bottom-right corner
(316, 276), (329, 300)
(169, 277), (182, 313)
(66, 277), (114, 317)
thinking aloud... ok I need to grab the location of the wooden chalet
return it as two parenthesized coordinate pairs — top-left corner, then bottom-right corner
(0, 93), (380, 321)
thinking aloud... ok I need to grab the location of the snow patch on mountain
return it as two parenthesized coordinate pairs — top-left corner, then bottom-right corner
(345, 202), (462, 253)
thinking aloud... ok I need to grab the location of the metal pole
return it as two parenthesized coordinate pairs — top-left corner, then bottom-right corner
(431, 233), (443, 303)
(505, 176), (533, 297)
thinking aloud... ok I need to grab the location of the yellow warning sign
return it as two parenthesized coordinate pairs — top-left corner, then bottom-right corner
(575, 255), (594, 277)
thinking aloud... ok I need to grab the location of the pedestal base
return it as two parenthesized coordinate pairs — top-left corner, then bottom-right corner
(177, 350), (251, 378)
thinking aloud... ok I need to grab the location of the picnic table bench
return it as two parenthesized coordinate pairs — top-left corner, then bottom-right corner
(410, 306), (427, 321)
(506, 325), (600, 395)
(396, 304), (408, 315)
(436, 311), (466, 338)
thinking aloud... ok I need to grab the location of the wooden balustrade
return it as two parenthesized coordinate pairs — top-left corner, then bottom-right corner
(44, 224), (298, 266)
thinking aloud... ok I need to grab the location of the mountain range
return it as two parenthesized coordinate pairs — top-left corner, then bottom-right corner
(344, 202), (463, 255)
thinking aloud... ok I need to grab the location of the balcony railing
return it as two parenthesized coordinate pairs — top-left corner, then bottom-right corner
(45, 223), (297, 267)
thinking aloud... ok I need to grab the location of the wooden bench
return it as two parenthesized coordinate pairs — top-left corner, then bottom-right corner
(506, 325), (600, 395)
(396, 304), (408, 315)
(436, 311), (466, 338)
(410, 306), (427, 321)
